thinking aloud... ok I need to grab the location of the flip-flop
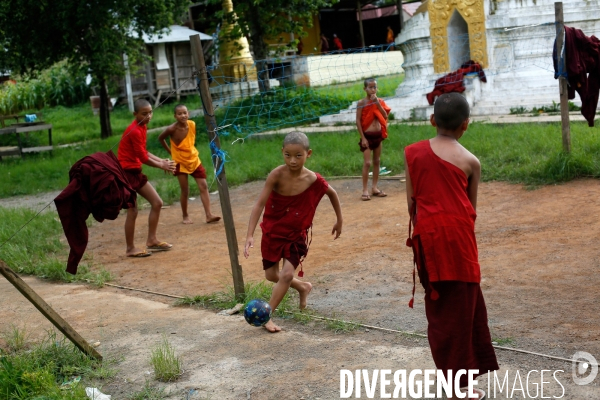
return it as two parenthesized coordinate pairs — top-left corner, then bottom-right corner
(147, 242), (173, 251)
(361, 194), (371, 201)
(372, 191), (388, 197)
(127, 251), (152, 258)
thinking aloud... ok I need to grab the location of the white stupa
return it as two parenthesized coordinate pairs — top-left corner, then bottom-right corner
(321, 0), (600, 122)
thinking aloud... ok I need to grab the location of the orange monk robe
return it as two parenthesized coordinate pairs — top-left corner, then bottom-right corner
(360, 99), (392, 138)
(170, 120), (201, 174)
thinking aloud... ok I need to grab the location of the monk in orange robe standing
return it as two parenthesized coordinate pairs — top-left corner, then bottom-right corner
(159, 104), (221, 224)
(404, 93), (498, 399)
(356, 78), (392, 201)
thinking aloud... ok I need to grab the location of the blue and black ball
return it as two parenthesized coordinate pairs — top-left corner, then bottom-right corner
(244, 299), (272, 327)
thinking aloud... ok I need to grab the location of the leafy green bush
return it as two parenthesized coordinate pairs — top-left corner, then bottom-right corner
(0, 61), (90, 115)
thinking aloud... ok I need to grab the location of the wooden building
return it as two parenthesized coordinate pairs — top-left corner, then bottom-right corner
(118, 25), (212, 105)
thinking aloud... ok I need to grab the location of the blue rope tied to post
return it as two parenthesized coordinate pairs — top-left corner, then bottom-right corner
(210, 140), (228, 177)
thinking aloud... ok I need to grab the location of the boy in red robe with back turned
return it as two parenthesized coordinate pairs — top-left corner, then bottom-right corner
(356, 78), (392, 201)
(244, 131), (343, 333)
(404, 93), (498, 399)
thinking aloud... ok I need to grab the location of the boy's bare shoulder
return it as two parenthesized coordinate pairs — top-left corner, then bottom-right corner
(162, 122), (178, 135)
(357, 98), (366, 107)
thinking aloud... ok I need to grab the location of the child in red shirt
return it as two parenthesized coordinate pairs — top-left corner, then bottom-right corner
(118, 99), (176, 257)
(244, 131), (343, 333)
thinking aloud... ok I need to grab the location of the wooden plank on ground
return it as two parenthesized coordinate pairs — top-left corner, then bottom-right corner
(0, 260), (102, 360)
(21, 146), (53, 153)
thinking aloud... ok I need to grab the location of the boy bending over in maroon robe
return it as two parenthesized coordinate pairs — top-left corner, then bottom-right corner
(244, 132), (343, 333)
(404, 93), (498, 399)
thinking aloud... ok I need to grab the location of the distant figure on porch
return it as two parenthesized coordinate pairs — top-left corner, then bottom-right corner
(320, 33), (329, 54)
(333, 34), (343, 51)
(386, 26), (395, 50)
(297, 38), (304, 55)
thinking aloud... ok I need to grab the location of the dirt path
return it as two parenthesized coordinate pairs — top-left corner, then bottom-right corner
(2, 178), (600, 398)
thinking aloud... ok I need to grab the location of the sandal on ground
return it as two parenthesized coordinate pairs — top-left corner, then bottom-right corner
(372, 190), (388, 198)
(127, 251), (152, 258)
(147, 242), (173, 251)
(361, 194), (371, 201)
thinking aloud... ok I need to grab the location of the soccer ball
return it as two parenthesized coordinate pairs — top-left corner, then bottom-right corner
(244, 299), (272, 327)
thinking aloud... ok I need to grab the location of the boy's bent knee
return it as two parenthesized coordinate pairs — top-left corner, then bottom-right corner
(279, 269), (294, 283)
(151, 198), (164, 209)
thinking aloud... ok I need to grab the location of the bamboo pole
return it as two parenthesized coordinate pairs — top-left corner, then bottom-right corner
(0, 260), (102, 360)
(190, 34), (245, 299)
(554, 2), (571, 153)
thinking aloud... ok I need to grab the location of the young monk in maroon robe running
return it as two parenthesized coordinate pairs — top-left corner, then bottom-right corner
(404, 93), (498, 400)
(244, 131), (343, 333)
(356, 78), (392, 201)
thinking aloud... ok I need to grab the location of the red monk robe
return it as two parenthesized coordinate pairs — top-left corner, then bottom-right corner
(261, 174), (329, 276)
(360, 99), (392, 138)
(405, 140), (498, 387)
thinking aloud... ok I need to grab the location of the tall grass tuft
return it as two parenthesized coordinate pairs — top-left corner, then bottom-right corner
(0, 330), (114, 399)
(150, 335), (182, 382)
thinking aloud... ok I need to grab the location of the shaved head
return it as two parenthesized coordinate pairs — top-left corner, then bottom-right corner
(174, 104), (187, 113)
(434, 93), (470, 130)
(134, 98), (151, 112)
(283, 131), (310, 150)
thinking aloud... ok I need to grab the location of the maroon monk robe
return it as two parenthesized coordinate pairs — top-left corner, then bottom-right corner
(55, 151), (136, 274)
(260, 173), (329, 277)
(405, 140), (498, 387)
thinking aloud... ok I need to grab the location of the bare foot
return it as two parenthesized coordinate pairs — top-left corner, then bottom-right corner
(206, 215), (221, 224)
(182, 216), (193, 224)
(263, 319), (282, 333)
(298, 282), (313, 310)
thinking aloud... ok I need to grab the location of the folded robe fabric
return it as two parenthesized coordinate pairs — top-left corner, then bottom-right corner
(360, 99), (392, 139)
(54, 150), (136, 274)
(426, 60), (487, 105)
(553, 26), (600, 127)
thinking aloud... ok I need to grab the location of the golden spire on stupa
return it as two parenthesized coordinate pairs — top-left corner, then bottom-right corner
(219, 0), (257, 82)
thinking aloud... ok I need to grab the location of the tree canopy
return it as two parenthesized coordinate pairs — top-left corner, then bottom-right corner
(0, 0), (190, 138)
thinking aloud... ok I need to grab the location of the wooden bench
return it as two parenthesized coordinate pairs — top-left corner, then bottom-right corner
(0, 123), (53, 159)
(0, 112), (44, 128)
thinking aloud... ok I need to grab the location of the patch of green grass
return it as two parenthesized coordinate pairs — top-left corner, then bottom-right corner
(313, 73), (404, 101)
(493, 337), (515, 346)
(127, 380), (168, 400)
(1, 325), (29, 353)
(0, 207), (112, 284)
(150, 335), (182, 382)
(324, 313), (361, 333)
(0, 329), (115, 400)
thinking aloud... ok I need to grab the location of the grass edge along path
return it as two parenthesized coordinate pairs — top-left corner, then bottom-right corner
(176, 281), (360, 334)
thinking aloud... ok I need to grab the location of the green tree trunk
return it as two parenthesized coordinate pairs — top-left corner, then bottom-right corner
(99, 78), (112, 139)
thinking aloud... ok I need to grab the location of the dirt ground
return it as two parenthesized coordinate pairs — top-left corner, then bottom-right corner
(2, 178), (600, 399)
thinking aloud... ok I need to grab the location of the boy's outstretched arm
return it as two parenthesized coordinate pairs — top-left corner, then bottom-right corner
(404, 152), (414, 214)
(244, 170), (278, 258)
(325, 185), (343, 239)
(158, 127), (173, 156)
(143, 154), (176, 173)
(467, 158), (481, 211)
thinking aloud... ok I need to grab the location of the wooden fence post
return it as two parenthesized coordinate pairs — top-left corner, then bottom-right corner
(555, 1), (571, 153)
(189, 34), (245, 299)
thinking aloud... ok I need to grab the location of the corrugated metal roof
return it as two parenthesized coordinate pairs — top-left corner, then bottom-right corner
(142, 25), (212, 43)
